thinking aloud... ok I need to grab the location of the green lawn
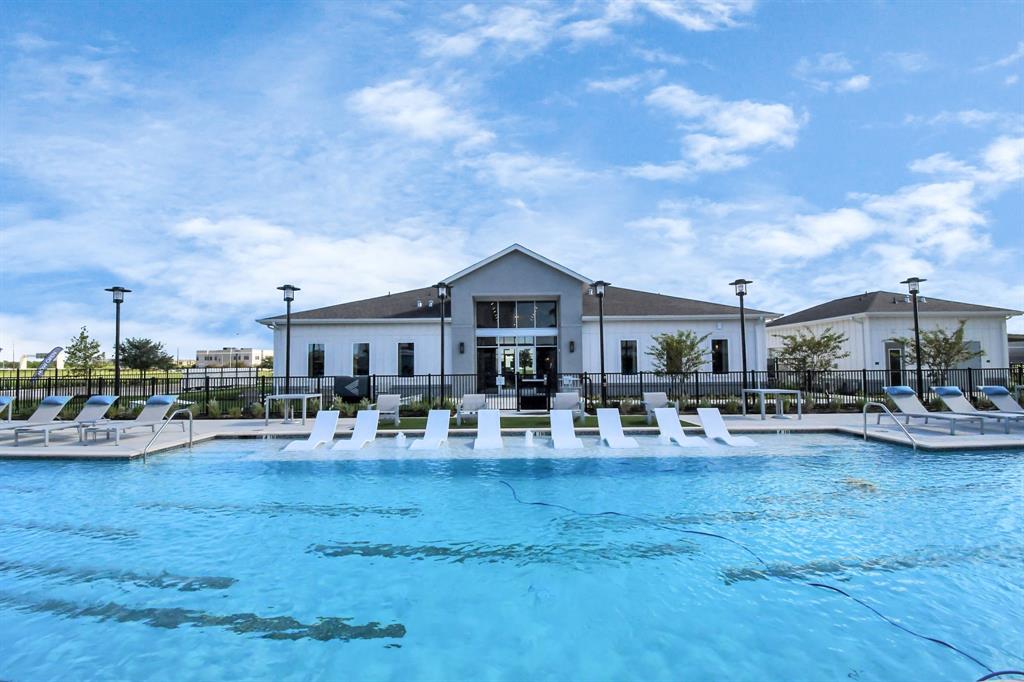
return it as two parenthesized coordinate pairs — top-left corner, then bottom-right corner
(378, 414), (697, 430)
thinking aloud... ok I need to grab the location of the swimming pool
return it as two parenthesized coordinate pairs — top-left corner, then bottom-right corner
(1, 434), (1021, 681)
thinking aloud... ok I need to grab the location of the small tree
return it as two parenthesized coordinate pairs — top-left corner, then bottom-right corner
(118, 337), (175, 370)
(895, 321), (984, 384)
(259, 356), (274, 369)
(772, 326), (850, 372)
(646, 331), (710, 374)
(65, 326), (104, 372)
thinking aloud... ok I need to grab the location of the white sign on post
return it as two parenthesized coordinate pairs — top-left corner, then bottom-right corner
(495, 376), (505, 387)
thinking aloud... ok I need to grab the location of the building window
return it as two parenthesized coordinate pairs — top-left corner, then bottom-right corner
(476, 301), (498, 328)
(307, 344), (324, 377)
(352, 343), (370, 376)
(535, 300), (557, 328)
(476, 300), (558, 329)
(398, 342), (415, 376)
(620, 340), (638, 374)
(498, 301), (517, 328)
(711, 339), (729, 374)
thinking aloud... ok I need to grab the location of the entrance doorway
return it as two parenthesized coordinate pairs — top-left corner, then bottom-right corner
(885, 343), (904, 387)
(475, 336), (558, 409)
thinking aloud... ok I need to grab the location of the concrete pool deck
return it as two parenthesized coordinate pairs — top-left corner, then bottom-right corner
(1, 412), (1022, 460)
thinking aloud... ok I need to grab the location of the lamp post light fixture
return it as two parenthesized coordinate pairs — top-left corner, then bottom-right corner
(591, 280), (610, 407)
(105, 286), (131, 396)
(729, 279), (753, 394)
(277, 284), (299, 396)
(435, 283), (450, 404)
(900, 277), (927, 395)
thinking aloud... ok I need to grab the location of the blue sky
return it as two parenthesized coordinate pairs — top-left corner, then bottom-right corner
(1, 0), (1022, 360)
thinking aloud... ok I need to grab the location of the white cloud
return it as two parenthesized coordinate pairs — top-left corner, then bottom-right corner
(977, 41), (1024, 70)
(634, 84), (804, 176)
(10, 33), (58, 51)
(836, 74), (870, 92)
(794, 52), (870, 93)
(909, 136), (1024, 185)
(586, 70), (664, 93)
(467, 152), (594, 191)
(633, 46), (688, 65)
(347, 79), (494, 147)
(883, 51), (931, 73)
(626, 216), (694, 240)
(1006, 74), (1020, 86)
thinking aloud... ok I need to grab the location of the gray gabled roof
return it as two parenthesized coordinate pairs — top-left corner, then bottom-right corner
(767, 291), (1021, 328)
(582, 285), (775, 317)
(445, 243), (591, 284)
(257, 287), (449, 323)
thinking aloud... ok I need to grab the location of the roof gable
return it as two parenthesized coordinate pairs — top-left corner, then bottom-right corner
(583, 285), (776, 317)
(445, 243), (591, 285)
(767, 291), (1021, 327)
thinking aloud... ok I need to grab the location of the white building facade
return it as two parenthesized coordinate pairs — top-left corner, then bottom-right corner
(766, 291), (1020, 375)
(259, 245), (775, 384)
(195, 347), (272, 368)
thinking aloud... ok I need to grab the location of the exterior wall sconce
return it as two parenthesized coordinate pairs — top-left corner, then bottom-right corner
(569, 340), (575, 353)
(459, 342), (465, 354)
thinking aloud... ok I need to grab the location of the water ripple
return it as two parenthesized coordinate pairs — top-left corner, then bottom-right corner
(0, 559), (236, 592)
(138, 501), (420, 518)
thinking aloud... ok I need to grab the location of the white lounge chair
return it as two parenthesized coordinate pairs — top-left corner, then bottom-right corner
(934, 387), (1022, 433)
(597, 408), (639, 449)
(978, 385), (1024, 414)
(82, 395), (184, 444)
(283, 410), (340, 451)
(551, 392), (584, 422)
(456, 394), (487, 426)
(0, 396), (12, 421)
(473, 409), (503, 450)
(331, 410), (379, 450)
(374, 394), (401, 425)
(14, 395), (118, 446)
(549, 409), (583, 449)
(0, 395), (72, 434)
(654, 407), (704, 447)
(882, 386), (985, 435)
(643, 392), (678, 425)
(697, 408), (756, 447)
(410, 410), (450, 450)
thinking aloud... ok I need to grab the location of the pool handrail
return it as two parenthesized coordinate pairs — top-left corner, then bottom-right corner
(862, 401), (918, 451)
(142, 408), (193, 460)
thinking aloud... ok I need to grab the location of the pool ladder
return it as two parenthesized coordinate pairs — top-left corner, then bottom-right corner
(141, 408), (193, 461)
(862, 401), (918, 451)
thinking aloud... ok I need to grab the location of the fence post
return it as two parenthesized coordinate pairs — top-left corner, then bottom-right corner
(15, 368), (21, 413)
(638, 371), (644, 400)
(204, 376), (211, 416)
(967, 367), (974, 403)
(427, 374), (433, 404)
(694, 371), (701, 402)
(371, 374), (377, 403)
(861, 368), (868, 401)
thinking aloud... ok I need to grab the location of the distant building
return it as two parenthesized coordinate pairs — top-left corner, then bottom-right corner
(1009, 333), (1024, 365)
(767, 291), (1021, 375)
(18, 350), (64, 370)
(195, 347), (272, 368)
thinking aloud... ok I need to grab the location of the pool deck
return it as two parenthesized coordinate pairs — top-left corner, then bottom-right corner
(1, 411), (1021, 460)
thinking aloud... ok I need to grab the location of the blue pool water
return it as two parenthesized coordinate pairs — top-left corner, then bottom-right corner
(1, 434), (1022, 681)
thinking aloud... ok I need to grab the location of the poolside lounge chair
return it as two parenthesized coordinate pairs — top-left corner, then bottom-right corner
(456, 394), (487, 426)
(549, 409), (583, 449)
(0, 396), (72, 434)
(978, 385), (1024, 414)
(0, 396), (12, 421)
(882, 386), (985, 435)
(410, 410), (450, 450)
(283, 410), (340, 451)
(597, 408), (639, 449)
(81, 395), (184, 444)
(331, 410), (379, 450)
(643, 392), (678, 425)
(374, 394), (401, 426)
(473, 409), (503, 450)
(934, 387), (1023, 433)
(551, 392), (584, 422)
(14, 395), (118, 447)
(697, 408), (756, 447)
(654, 407), (704, 447)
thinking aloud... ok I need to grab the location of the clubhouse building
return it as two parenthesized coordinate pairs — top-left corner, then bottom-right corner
(258, 244), (776, 388)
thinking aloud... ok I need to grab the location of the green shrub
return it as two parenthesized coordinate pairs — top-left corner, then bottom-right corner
(721, 399), (741, 414)
(227, 406), (243, 418)
(249, 402), (265, 419)
(206, 399), (221, 418)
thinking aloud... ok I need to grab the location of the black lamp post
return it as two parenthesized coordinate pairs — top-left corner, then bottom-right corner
(105, 286), (131, 396)
(592, 280), (610, 407)
(729, 279), (753, 392)
(900, 277), (926, 395)
(435, 283), (449, 404)
(277, 284), (299, 394)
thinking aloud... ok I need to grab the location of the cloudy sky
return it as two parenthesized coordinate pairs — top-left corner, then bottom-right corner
(1, 0), (1022, 360)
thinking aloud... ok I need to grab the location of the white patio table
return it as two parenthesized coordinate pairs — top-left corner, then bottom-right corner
(264, 393), (321, 425)
(741, 388), (803, 420)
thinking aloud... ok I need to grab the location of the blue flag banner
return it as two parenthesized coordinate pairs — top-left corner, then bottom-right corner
(31, 346), (64, 381)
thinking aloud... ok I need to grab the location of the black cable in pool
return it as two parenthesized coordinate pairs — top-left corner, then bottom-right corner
(498, 480), (1021, 681)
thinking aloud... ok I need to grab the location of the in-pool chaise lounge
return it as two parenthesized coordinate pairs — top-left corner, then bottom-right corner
(697, 408), (756, 447)
(473, 409), (503, 450)
(551, 392), (584, 422)
(597, 408), (639, 449)
(642, 392), (678, 425)
(978, 385), (1024, 414)
(456, 394), (487, 426)
(654, 407), (705, 447)
(331, 410), (379, 450)
(14, 395), (118, 446)
(283, 410), (340, 451)
(81, 395), (184, 444)
(409, 410), (450, 450)
(882, 386), (985, 435)
(549, 409), (583, 449)
(934, 387), (1023, 433)
(374, 394), (402, 426)
(0, 396), (72, 434)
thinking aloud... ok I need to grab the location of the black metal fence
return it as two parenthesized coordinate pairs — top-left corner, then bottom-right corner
(1, 367), (1021, 418)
